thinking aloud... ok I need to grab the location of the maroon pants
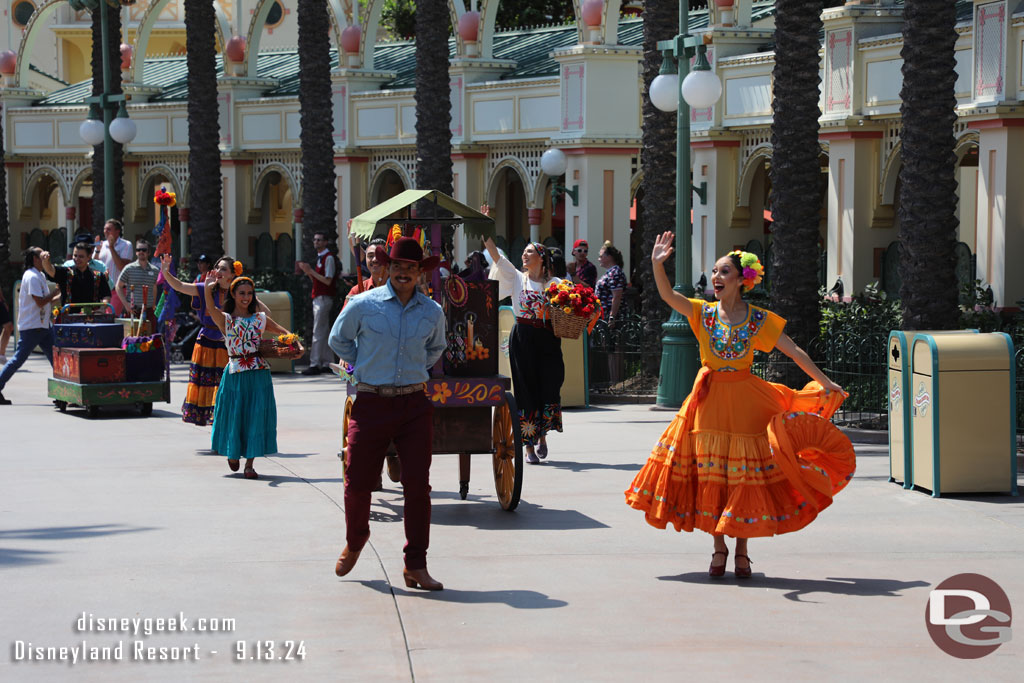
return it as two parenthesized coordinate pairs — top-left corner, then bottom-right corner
(345, 391), (434, 570)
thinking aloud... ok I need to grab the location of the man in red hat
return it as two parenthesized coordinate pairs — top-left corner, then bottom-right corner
(328, 237), (447, 590)
(570, 239), (597, 288)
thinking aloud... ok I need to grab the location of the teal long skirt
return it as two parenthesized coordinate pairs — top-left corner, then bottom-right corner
(211, 368), (278, 459)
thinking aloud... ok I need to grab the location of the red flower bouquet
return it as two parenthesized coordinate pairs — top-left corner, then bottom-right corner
(543, 281), (600, 339)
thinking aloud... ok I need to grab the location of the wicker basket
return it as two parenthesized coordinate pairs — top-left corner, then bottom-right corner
(258, 339), (304, 360)
(548, 306), (588, 339)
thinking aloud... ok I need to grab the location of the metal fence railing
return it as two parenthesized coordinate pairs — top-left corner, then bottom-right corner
(588, 318), (1023, 445)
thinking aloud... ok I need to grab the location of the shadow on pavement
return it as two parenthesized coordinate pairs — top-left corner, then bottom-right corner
(658, 572), (929, 602)
(429, 499), (609, 530)
(361, 495), (608, 530)
(0, 548), (57, 567)
(0, 524), (157, 541)
(538, 460), (642, 473)
(355, 579), (569, 609)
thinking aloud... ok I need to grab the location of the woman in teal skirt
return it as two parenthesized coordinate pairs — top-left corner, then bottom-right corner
(204, 273), (296, 479)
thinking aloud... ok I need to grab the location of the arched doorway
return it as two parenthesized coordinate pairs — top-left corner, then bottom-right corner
(489, 167), (529, 268)
(252, 170), (296, 271)
(370, 168), (407, 207)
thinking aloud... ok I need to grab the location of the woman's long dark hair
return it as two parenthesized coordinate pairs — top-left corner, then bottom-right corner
(224, 278), (259, 315)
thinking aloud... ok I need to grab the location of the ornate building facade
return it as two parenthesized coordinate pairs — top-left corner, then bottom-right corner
(1, 0), (1021, 306)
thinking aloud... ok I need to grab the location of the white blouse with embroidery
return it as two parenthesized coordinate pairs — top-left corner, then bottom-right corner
(491, 255), (562, 319)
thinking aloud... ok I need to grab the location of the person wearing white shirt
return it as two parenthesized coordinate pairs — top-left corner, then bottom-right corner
(0, 247), (61, 405)
(93, 218), (133, 316)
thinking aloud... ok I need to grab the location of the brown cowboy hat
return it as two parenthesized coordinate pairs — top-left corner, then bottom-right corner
(377, 236), (441, 271)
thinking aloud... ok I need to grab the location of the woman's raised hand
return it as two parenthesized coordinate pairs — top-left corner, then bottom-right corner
(204, 271), (219, 287)
(160, 253), (173, 273)
(651, 231), (675, 265)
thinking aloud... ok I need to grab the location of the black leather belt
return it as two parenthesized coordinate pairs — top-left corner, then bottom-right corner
(356, 382), (426, 397)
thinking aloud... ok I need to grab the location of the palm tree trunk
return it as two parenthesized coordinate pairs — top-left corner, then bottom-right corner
(898, 0), (959, 329)
(768, 0), (824, 385)
(414, 0), (453, 201)
(297, 0), (336, 263)
(638, 0), (677, 374)
(0, 99), (11, 293)
(90, 3), (124, 230)
(184, 0), (222, 261)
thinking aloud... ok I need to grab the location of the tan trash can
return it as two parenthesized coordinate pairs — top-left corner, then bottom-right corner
(256, 290), (295, 374)
(887, 330), (976, 489)
(910, 332), (1018, 497)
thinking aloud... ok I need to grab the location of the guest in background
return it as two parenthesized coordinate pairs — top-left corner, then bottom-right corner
(570, 239), (597, 288)
(549, 247), (568, 279)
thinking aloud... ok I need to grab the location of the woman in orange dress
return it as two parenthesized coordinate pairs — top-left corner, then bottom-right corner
(625, 232), (856, 578)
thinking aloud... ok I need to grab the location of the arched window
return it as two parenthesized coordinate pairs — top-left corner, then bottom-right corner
(12, 0), (35, 27)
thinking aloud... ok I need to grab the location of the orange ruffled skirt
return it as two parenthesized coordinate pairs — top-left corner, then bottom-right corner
(625, 368), (856, 538)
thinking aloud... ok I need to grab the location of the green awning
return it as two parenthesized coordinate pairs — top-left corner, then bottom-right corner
(349, 189), (495, 240)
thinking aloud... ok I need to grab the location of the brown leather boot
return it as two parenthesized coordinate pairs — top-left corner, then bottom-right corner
(334, 546), (361, 577)
(402, 567), (443, 591)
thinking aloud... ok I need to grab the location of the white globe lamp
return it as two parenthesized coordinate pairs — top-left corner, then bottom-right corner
(650, 72), (680, 112)
(109, 115), (137, 144)
(540, 148), (568, 177)
(79, 118), (105, 146)
(681, 69), (723, 109)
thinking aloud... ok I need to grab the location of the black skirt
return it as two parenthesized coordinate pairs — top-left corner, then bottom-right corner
(509, 321), (564, 414)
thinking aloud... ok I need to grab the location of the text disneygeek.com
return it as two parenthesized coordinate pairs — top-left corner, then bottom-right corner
(10, 613), (306, 664)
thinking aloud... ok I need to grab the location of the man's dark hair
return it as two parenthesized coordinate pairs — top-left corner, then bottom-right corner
(368, 237), (387, 247)
(73, 242), (92, 254)
(314, 231), (329, 241)
(104, 219), (124, 235)
(135, 239), (151, 251)
(23, 246), (42, 269)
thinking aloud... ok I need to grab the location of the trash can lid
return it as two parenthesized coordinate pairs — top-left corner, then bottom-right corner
(911, 332), (1011, 373)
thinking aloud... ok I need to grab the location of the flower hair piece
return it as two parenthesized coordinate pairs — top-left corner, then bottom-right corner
(728, 250), (764, 292)
(232, 260), (243, 277)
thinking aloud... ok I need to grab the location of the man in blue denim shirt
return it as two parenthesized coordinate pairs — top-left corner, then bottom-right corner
(329, 237), (447, 590)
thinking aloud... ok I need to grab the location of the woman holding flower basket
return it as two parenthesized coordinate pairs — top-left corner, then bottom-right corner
(624, 234), (856, 579)
(204, 273), (300, 478)
(484, 237), (598, 464)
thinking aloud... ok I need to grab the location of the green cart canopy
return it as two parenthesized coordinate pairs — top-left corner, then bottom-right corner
(349, 189), (495, 240)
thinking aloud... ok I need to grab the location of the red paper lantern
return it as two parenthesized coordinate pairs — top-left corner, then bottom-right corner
(457, 11), (480, 42)
(225, 35), (247, 63)
(0, 50), (17, 76)
(341, 24), (362, 54)
(581, 0), (604, 28)
(119, 43), (133, 70)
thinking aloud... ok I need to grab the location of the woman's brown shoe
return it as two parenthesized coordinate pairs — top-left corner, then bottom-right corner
(228, 458), (239, 472)
(335, 546), (361, 577)
(734, 554), (753, 579)
(709, 550), (728, 578)
(403, 567), (443, 591)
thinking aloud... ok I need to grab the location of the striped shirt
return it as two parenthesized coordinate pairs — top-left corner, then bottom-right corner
(116, 261), (161, 308)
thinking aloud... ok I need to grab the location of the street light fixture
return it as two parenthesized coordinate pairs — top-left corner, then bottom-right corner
(70, 0), (137, 221)
(649, 7), (723, 408)
(540, 147), (579, 207)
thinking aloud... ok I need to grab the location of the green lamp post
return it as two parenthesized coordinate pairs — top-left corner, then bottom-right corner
(648, 4), (722, 408)
(71, 0), (136, 221)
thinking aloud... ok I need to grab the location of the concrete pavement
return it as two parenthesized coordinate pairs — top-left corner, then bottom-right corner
(1, 354), (1022, 681)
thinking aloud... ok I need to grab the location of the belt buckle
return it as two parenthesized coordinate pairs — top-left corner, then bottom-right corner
(379, 385), (397, 398)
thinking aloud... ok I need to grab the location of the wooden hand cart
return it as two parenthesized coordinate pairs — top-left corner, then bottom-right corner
(342, 190), (524, 510)
(47, 302), (171, 418)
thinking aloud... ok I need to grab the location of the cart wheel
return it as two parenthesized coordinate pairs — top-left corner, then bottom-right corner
(137, 402), (153, 417)
(340, 396), (354, 476)
(87, 405), (100, 419)
(55, 400), (67, 413)
(492, 392), (523, 511)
